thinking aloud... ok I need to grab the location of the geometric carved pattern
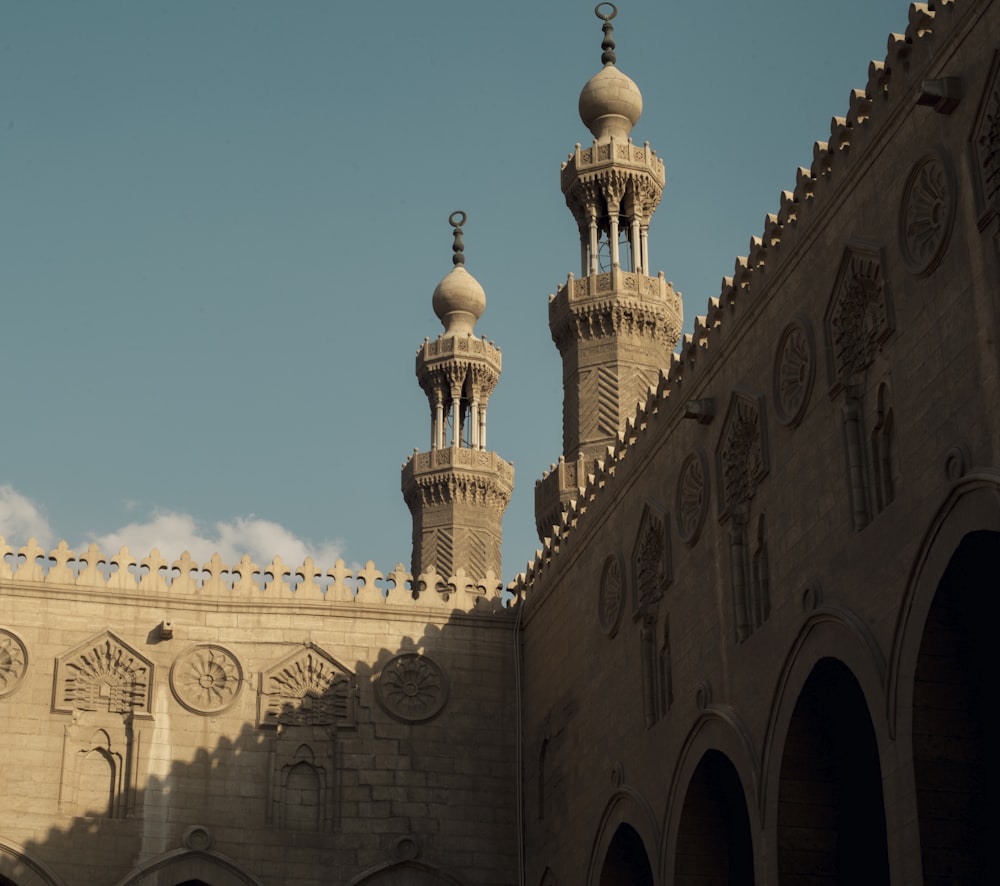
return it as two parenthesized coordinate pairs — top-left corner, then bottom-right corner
(376, 652), (448, 723)
(259, 644), (357, 729)
(0, 628), (28, 698)
(54, 631), (153, 715)
(595, 365), (619, 438)
(900, 153), (955, 277)
(825, 245), (892, 388)
(717, 392), (768, 518)
(773, 321), (815, 427)
(676, 450), (709, 545)
(598, 553), (626, 637)
(170, 644), (244, 715)
(632, 502), (670, 615)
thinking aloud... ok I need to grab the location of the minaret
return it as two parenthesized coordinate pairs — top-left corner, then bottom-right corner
(535, 4), (682, 540)
(402, 212), (514, 582)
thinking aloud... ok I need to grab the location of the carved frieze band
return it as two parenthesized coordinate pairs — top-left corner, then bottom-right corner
(676, 450), (709, 544)
(376, 652), (448, 723)
(0, 628), (28, 697)
(170, 644), (244, 715)
(899, 152), (955, 276)
(598, 553), (626, 637)
(773, 320), (815, 427)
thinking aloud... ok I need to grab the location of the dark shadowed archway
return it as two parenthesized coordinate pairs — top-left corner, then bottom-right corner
(777, 657), (889, 884)
(673, 750), (753, 885)
(913, 530), (993, 883)
(599, 823), (654, 886)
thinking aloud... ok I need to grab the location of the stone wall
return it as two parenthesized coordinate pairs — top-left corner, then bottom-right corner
(519, 0), (999, 882)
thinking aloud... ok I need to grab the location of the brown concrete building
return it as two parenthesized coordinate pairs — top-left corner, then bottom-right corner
(1, 0), (997, 883)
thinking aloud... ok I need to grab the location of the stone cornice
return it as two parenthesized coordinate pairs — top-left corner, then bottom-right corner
(401, 449), (515, 511)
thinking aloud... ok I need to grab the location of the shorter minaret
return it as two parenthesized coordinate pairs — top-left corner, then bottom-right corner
(402, 212), (514, 583)
(535, 5), (682, 540)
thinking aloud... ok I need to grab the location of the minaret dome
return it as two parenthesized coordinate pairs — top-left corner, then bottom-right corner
(578, 3), (642, 141)
(432, 213), (486, 336)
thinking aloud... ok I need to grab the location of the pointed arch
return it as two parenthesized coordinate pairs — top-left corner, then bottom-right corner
(888, 473), (1000, 884)
(347, 859), (466, 886)
(586, 788), (659, 886)
(760, 606), (897, 882)
(113, 849), (263, 886)
(0, 839), (65, 886)
(662, 707), (760, 885)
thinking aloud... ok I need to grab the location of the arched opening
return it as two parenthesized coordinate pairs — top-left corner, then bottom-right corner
(599, 823), (654, 886)
(283, 759), (320, 832)
(777, 658), (888, 884)
(674, 750), (753, 885)
(913, 531), (993, 882)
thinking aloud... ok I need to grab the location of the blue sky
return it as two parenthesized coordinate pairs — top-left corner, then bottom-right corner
(1, 0), (905, 580)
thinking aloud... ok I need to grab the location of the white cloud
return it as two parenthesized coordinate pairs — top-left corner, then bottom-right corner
(0, 486), (53, 548)
(89, 511), (344, 568)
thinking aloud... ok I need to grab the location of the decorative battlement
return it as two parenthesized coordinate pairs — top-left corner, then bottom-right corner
(0, 536), (509, 613)
(548, 270), (682, 354)
(535, 453), (588, 541)
(416, 333), (502, 367)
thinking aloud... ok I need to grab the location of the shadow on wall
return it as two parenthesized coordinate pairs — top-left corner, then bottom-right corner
(0, 608), (517, 886)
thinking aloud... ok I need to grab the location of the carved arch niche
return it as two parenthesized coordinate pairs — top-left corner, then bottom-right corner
(716, 391), (771, 642)
(258, 643), (358, 832)
(971, 51), (1000, 233)
(52, 630), (153, 818)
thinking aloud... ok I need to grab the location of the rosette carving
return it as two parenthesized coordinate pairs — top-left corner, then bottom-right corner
(900, 153), (955, 276)
(598, 553), (626, 636)
(170, 644), (243, 715)
(0, 629), (28, 697)
(676, 450), (709, 544)
(773, 321), (815, 427)
(376, 653), (448, 723)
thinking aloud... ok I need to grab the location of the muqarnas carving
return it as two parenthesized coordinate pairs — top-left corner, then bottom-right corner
(676, 450), (709, 545)
(716, 394), (771, 641)
(631, 502), (671, 616)
(259, 643), (357, 729)
(54, 630), (153, 716)
(899, 152), (956, 276)
(0, 628), (28, 698)
(260, 644), (357, 832)
(376, 652), (448, 723)
(53, 631), (153, 818)
(773, 321), (815, 427)
(971, 51), (1000, 224)
(598, 553), (626, 637)
(170, 644), (244, 715)
(824, 244), (893, 390)
(717, 391), (768, 519)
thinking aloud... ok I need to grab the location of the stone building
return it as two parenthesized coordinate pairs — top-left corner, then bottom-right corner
(1, 0), (997, 883)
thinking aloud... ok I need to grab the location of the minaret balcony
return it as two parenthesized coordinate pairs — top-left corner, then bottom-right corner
(402, 448), (514, 509)
(560, 139), (665, 193)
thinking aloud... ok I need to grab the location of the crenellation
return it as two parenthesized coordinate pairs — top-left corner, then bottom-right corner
(848, 87), (873, 126)
(830, 115), (851, 152)
(811, 140), (834, 178)
(907, 2), (936, 39)
(868, 58), (890, 99)
(0, 538), (510, 613)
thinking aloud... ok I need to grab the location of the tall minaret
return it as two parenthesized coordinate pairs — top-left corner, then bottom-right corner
(535, 4), (682, 540)
(402, 212), (514, 582)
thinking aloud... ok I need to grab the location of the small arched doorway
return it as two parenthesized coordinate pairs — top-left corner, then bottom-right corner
(599, 823), (654, 886)
(777, 657), (889, 883)
(912, 530), (993, 882)
(674, 750), (753, 884)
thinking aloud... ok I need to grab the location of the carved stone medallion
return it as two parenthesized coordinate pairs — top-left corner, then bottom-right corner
(773, 321), (815, 427)
(170, 644), (244, 715)
(0, 629), (28, 698)
(598, 553), (626, 637)
(376, 653), (448, 723)
(676, 451), (709, 544)
(900, 153), (955, 277)
(54, 631), (153, 715)
(717, 392), (768, 518)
